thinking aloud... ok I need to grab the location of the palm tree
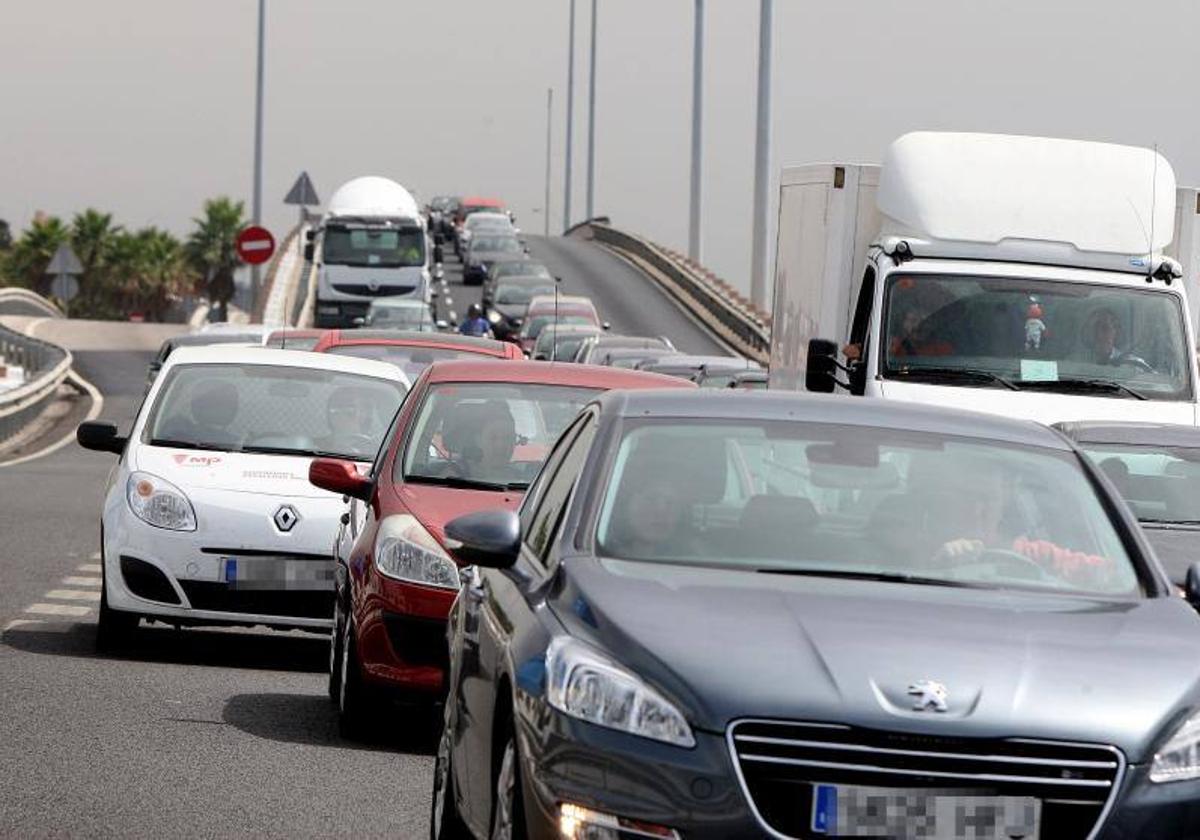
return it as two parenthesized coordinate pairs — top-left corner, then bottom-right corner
(71, 209), (121, 278)
(186, 197), (245, 321)
(6, 216), (70, 294)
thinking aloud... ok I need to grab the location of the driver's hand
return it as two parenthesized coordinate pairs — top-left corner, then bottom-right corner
(938, 538), (984, 559)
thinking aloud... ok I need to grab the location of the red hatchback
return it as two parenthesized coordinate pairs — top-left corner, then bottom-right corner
(312, 329), (523, 382)
(309, 360), (692, 734)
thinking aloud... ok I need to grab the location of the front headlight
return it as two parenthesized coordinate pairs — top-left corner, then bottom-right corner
(126, 471), (197, 531)
(1151, 710), (1200, 782)
(487, 310), (502, 324)
(374, 514), (460, 589)
(546, 637), (695, 747)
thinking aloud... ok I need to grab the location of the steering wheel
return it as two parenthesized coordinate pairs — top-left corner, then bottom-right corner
(341, 433), (377, 456)
(1117, 354), (1156, 373)
(964, 549), (1063, 585)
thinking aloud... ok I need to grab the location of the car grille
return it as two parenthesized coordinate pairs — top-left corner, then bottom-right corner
(178, 581), (332, 620)
(331, 283), (417, 297)
(119, 555), (180, 604)
(728, 719), (1123, 839)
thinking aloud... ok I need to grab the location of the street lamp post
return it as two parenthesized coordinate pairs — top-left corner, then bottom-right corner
(563, 0), (576, 233)
(545, 88), (553, 237)
(251, 0), (266, 313)
(586, 0), (598, 221)
(749, 0), (773, 310)
(688, 0), (705, 263)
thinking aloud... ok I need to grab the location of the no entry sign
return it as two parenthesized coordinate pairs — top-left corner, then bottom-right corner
(236, 225), (276, 265)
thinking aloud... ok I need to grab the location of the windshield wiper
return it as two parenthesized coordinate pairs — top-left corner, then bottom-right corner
(889, 366), (1019, 391)
(148, 438), (230, 452)
(756, 567), (985, 589)
(1015, 378), (1148, 400)
(404, 474), (528, 492)
(1140, 518), (1200, 526)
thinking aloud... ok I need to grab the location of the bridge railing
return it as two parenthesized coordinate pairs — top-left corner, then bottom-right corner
(0, 314), (72, 448)
(571, 220), (771, 363)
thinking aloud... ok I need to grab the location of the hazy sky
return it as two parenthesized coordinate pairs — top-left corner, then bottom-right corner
(3, 0), (1199, 299)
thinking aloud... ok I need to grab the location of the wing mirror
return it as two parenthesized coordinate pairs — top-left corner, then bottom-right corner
(76, 421), (127, 455)
(805, 338), (841, 393)
(601, 322), (611, 331)
(1185, 562), (1200, 608)
(303, 242), (315, 262)
(443, 509), (520, 569)
(309, 458), (374, 502)
(352, 316), (366, 327)
(436, 319), (450, 331)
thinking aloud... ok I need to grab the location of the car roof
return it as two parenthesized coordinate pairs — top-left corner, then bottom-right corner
(424, 359), (695, 390)
(528, 295), (594, 310)
(1055, 421), (1200, 448)
(465, 212), (512, 223)
(314, 329), (516, 357)
(643, 354), (756, 369)
(493, 273), (554, 285)
(461, 196), (503, 207)
(597, 390), (1071, 450)
(592, 335), (670, 349)
(160, 345), (412, 387)
(166, 333), (264, 350)
(265, 328), (325, 340)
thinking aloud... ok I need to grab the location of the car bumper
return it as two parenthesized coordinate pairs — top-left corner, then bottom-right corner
(356, 573), (457, 695)
(1096, 764), (1200, 838)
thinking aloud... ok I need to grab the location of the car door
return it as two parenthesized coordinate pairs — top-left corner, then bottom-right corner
(461, 410), (598, 819)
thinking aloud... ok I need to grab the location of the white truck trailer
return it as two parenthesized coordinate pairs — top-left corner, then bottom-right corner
(770, 132), (1200, 425)
(304, 176), (430, 329)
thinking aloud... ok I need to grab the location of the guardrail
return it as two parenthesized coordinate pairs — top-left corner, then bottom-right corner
(0, 287), (65, 318)
(570, 221), (771, 363)
(293, 238), (318, 327)
(0, 323), (72, 447)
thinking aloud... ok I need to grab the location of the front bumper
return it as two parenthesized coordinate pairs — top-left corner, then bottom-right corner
(1096, 765), (1200, 838)
(356, 572), (457, 695)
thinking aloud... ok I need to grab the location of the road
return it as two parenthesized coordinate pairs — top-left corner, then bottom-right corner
(0, 237), (723, 838)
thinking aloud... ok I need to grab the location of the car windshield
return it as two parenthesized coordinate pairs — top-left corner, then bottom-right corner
(400, 382), (597, 490)
(881, 275), (1192, 400)
(495, 283), (556, 305)
(1079, 443), (1200, 524)
(535, 329), (596, 359)
(368, 303), (431, 327)
(595, 420), (1142, 597)
(472, 237), (523, 254)
(143, 363), (406, 461)
(322, 225), (425, 267)
(493, 262), (551, 280)
(327, 344), (486, 380)
(523, 313), (595, 340)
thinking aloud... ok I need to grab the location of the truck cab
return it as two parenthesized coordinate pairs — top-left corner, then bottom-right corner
(771, 133), (1200, 426)
(306, 176), (430, 329)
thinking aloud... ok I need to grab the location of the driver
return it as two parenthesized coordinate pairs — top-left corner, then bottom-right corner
(315, 386), (379, 455)
(447, 401), (519, 482)
(1087, 308), (1151, 369)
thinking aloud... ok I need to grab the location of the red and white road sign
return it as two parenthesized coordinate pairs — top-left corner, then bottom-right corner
(236, 225), (276, 265)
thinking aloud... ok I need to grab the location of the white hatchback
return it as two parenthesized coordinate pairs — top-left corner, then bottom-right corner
(77, 345), (410, 648)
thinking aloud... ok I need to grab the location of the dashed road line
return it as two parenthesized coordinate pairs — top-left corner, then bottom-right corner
(78, 563), (101, 573)
(62, 576), (101, 587)
(3, 619), (44, 631)
(25, 603), (92, 617)
(45, 589), (101, 602)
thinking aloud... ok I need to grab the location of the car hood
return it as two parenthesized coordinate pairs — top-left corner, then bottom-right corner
(551, 557), (1200, 760)
(133, 445), (361, 499)
(395, 483), (523, 546)
(1143, 525), (1200, 585)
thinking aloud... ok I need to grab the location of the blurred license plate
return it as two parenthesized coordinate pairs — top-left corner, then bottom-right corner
(810, 784), (1040, 839)
(221, 557), (332, 591)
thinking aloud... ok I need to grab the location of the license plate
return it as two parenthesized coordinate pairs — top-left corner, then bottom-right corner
(811, 784), (1040, 839)
(221, 557), (333, 591)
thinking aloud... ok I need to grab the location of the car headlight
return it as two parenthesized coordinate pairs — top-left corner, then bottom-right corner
(1151, 710), (1200, 782)
(126, 471), (197, 531)
(374, 514), (460, 589)
(487, 310), (501, 324)
(545, 637), (695, 747)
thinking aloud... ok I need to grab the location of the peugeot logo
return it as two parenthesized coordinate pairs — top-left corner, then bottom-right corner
(367, 278), (380, 292)
(907, 680), (949, 712)
(273, 504), (299, 532)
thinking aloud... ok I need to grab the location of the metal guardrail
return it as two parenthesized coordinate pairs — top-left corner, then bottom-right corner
(293, 238), (318, 327)
(575, 221), (772, 363)
(0, 288), (65, 318)
(0, 322), (72, 447)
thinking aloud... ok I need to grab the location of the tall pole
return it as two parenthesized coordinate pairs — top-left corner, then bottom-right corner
(749, 0), (773, 310)
(544, 88), (553, 237)
(586, 0), (598, 221)
(562, 0), (576, 233)
(688, 0), (705, 262)
(251, 0), (266, 313)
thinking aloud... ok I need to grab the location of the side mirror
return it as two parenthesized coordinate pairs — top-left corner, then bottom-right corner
(444, 509), (520, 569)
(805, 338), (839, 393)
(352, 317), (366, 327)
(436, 320), (450, 331)
(77, 421), (126, 455)
(1186, 562), (1200, 607)
(305, 230), (315, 243)
(303, 243), (315, 262)
(601, 322), (611, 331)
(309, 458), (374, 502)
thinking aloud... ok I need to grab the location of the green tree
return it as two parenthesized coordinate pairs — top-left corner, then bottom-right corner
(5, 216), (69, 294)
(0, 219), (12, 251)
(186, 197), (245, 321)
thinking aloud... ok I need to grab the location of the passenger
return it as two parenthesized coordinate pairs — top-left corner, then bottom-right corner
(458, 303), (492, 338)
(160, 381), (239, 444)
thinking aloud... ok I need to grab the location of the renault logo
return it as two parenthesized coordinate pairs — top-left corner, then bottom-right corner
(273, 504), (299, 532)
(907, 680), (949, 712)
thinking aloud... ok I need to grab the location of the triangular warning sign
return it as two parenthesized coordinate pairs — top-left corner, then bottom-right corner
(284, 171), (319, 206)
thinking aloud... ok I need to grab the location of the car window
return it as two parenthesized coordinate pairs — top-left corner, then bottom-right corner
(1079, 443), (1200, 523)
(523, 413), (597, 565)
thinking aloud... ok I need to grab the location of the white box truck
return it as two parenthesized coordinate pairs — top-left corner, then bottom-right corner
(304, 176), (430, 328)
(770, 132), (1200, 425)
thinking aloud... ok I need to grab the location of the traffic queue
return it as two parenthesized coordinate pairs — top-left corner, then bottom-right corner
(75, 135), (1200, 840)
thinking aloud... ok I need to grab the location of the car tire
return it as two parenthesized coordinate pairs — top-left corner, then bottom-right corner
(337, 618), (370, 739)
(430, 717), (471, 840)
(489, 722), (527, 840)
(327, 593), (344, 703)
(96, 565), (138, 652)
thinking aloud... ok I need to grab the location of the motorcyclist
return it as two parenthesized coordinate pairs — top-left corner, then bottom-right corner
(458, 303), (492, 338)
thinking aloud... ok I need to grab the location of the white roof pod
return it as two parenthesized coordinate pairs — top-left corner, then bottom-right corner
(877, 132), (1177, 270)
(326, 176), (422, 222)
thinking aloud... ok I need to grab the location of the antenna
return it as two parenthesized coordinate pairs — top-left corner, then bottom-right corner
(551, 276), (562, 362)
(1148, 143), (1159, 278)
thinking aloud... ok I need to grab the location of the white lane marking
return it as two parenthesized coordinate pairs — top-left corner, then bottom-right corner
(90, 551), (101, 560)
(25, 603), (92, 616)
(44, 589), (102, 602)
(3, 619), (43, 631)
(78, 563), (102, 573)
(0, 369), (105, 469)
(62, 576), (101, 587)
(23, 317), (51, 339)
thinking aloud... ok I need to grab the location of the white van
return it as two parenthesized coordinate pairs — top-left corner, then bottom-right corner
(770, 132), (1200, 425)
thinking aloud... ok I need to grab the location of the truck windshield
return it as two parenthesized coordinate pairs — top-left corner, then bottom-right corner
(323, 226), (425, 267)
(880, 275), (1193, 401)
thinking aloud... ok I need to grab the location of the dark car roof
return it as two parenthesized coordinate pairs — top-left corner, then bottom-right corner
(165, 333), (262, 350)
(313, 329), (516, 357)
(424, 359), (695, 390)
(1055, 421), (1200, 449)
(591, 335), (671, 349)
(598, 390), (1072, 451)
